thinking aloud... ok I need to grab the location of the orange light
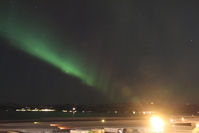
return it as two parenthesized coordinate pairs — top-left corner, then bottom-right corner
(58, 126), (68, 130)
(50, 124), (59, 127)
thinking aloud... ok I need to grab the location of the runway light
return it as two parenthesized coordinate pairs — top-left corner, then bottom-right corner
(150, 116), (164, 133)
(50, 124), (59, 127)
(58, 126), (68, 130)
(101, 119), (105, 123)
(181, 117), (184, 122)
(33, 122), (39, 124)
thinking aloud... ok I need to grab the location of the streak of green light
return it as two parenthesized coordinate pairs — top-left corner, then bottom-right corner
(0, 20), (95, 87)
(0, 8), (110, 93)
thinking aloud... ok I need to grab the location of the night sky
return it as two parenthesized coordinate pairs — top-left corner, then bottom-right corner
(0, 0), (199, 104)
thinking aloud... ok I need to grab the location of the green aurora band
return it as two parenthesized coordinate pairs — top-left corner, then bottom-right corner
(0, 11), (109, 93)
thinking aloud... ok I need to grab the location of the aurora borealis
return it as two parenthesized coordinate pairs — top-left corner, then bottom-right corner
(1, 0), (199, 104)
(1, 19), (96, 87)
(0, 3), (110, 93)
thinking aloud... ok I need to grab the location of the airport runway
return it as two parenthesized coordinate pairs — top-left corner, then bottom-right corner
(0, 118), (198, 133)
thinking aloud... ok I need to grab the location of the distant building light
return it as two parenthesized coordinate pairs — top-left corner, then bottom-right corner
(40, 109), (55, 112)
(32, 108), (39, 111)
(16, 108), (55, 112)
(16, 108), (26, 112)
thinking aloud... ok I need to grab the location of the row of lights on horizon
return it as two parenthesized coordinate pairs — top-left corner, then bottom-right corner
(16, 107), (77, 113)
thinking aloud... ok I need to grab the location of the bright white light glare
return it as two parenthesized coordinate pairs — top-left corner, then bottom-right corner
(196, 124), (199, 128)
(150, 116), (164, 133)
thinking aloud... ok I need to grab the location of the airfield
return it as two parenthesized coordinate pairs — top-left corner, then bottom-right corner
(0, 117), (198, 133)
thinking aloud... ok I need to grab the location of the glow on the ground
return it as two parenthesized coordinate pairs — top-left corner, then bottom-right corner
(150, 116), (164, 133)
